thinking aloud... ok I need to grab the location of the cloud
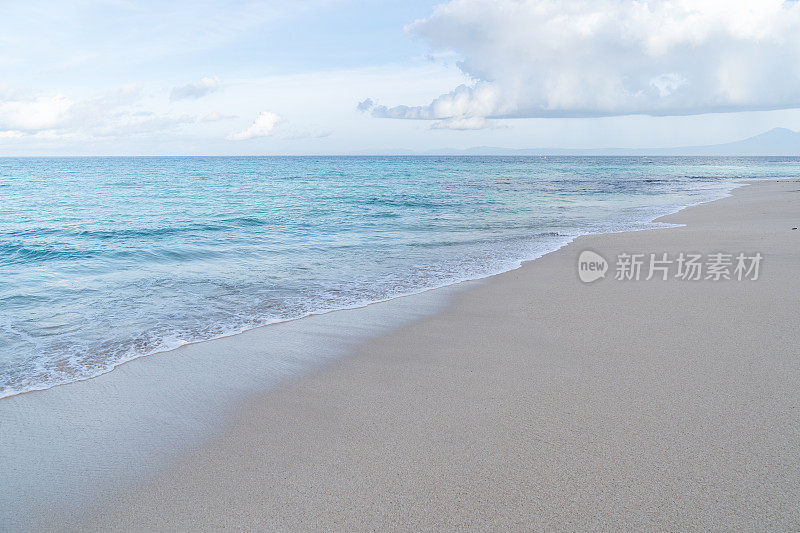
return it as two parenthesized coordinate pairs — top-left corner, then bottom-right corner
(431, 116), (493, 130)
(90, 115), (198, 138)
(0, 94), (73, 131)
(200, 111), (237, 122)
(356, 98), (376, 112)
(0, 88), (218, 141)
(170, 77), (220, 101)
(364, 0), (800, 128)
(227, 111), (282, 140)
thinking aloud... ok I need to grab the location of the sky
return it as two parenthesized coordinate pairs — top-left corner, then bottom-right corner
(2, 0), (800, 155)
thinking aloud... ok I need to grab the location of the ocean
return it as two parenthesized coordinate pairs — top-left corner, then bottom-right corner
(2, 156), (799, 398)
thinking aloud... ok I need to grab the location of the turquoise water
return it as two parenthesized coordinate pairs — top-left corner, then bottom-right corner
(2, 156), (799, 398)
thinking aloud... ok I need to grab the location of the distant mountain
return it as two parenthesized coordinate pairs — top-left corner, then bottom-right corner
(669, 127), (800, 156)
(362, 128), (800, 156)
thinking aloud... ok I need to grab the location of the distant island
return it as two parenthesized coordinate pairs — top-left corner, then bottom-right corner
(361, 128), (800, 157)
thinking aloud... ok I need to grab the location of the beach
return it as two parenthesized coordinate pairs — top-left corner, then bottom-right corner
(5, 0), (800, 529)
(3, 179), (799, 530)
(82, 179), (800, 529)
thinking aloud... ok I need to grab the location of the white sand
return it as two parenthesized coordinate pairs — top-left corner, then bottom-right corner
(3, 180), (798, 530)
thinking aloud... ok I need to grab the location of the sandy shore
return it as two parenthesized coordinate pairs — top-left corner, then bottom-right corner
(9, 180), (800, 530)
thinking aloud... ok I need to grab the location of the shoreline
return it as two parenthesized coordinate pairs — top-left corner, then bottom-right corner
(80, 179), (800, 529)
(1, 178), (743, 401)
(0, 274), (467, 528)
(2, 179), (797, 530)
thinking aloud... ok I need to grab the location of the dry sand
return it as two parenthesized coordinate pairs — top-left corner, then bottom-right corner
(75, 180), (799, 530)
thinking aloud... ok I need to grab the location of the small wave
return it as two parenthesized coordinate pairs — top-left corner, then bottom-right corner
(75, 223), (229, 240)
(0, 241), (98, 264)
(107, 247), (226, 263)
(1, 227), (67, 238)
(218, 216), (270, 227)
(407, 232), (564, 249)
(361, 197), (446, 209)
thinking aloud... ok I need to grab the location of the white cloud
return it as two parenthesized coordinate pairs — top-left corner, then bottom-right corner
(0, 94), (73, 131)
(90, 115), (198, 138)
(227, 111), (282, 140)
(0, 87), (221, 142)
(200, 112), (237, 122)
(431, 116), (493, 130)
(650, 73), (687, 98)
(365, 0), (800, 128)
(170, 77), (220, 101)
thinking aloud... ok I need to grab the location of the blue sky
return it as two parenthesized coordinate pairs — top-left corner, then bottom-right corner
(2, 0), (800, 155)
